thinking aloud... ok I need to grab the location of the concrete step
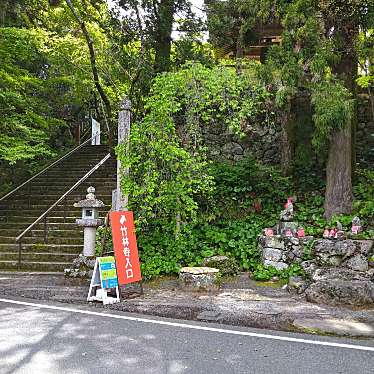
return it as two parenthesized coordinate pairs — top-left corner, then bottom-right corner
(0, 203), (111, 211)
(0, 236), (83, 245)
(0, 243), (82, 253)
(40, 161), (115, 169)
(0, 199), (112, 209)
(31, 178), (116, 183)
(0, 260), (72, 272)
(3, 194), (113, 205)
(0, 230), (86, 242)
(0, 209), (81, 217)
(0, 252), (78, 262)
(33, 172), (115, 179)
(0, 209), (110, 217)
(0, 216), (79, 224)
(29, 229), (83, 239)
(0, 213), (110, 224)
(0, 206), (112, 215)
(25, 181), (115, 189)
(3, 187), (115, 200)
(49, 161), (116, 167)
(35, 173), (115, 180)
(0, 145), (113, 272)
(0, 222), (84, 230)
(15, 185), (115, 195)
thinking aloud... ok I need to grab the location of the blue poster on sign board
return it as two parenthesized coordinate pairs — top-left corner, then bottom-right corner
(98, 256), (118, 289)
(87, 256), (120, 305)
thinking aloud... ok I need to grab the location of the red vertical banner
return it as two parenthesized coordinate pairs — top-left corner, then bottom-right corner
(110, 211), (142, 285)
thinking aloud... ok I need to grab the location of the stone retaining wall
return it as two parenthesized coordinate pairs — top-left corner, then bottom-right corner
(258, 235), (314, 271)
(303, 239), (374, 306)
(259, 234), (374, 306)
(202, 95), (373, 166)
(203, 120), (280, 164)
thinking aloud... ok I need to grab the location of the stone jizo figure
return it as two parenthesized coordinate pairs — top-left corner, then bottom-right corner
(352, 216), (362, 235)
(279, 197), (294, 222)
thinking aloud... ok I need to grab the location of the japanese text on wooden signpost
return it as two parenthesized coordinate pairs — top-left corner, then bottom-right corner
(110, 211), (142, 285)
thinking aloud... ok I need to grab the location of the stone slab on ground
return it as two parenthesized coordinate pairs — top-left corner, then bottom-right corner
(179, 267), (220, 292)
(196, 310), (223, 322)
(292, 318), (374, 337)
(1, 272), (374, 338)
(306, 280), (374, 306)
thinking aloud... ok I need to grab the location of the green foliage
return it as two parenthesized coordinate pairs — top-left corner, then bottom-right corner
(173, 38), (216, 68)
(118, 63), (272, 228)
(97, 160), (374, 281)
(137, 218), (264, 280)
(209, 156), (291, 218)
(293, 167), (374, 237)
(0, 1), (132, 191)
(252, 263), (304, 282)
(0, 27), (62, 164)
(95, 226), (113, 257)
(311, 81), (354, 148)
(203, 255), (239, 276)
(113, 156), (305, 280)
(354, 169), (374, 227)
(302, 240), (315, 261)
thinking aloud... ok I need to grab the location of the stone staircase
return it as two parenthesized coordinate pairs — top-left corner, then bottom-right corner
(0, 145), (116, 272)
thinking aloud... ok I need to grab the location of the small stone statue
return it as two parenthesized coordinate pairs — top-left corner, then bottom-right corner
(352, 216), (361, 226)
(323, 228), (330, 238)
(280, 197), (294, 222)
(284, 197), (293, 209)
(351, 216), (362, 235)
(335, 221), (345, 239)
(285, 229), (293, 237)
(335, 230), (345, 240)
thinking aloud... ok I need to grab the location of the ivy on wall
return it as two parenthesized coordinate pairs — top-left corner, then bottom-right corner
(117, 62), (273, 231)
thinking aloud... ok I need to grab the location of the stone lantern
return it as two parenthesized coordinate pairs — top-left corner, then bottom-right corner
(74, 186), (105, 256)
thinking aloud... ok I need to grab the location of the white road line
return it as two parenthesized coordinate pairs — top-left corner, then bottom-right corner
(1, 297), (374, 352)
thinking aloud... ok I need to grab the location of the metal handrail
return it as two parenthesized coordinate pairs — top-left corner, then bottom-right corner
(16, 152), (111, 245)
(0, 132), (102, 203)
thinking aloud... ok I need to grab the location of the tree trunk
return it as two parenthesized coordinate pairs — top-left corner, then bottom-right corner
(324, 24), (358, 219)
(324, 119), (353, 219)
(235, 16), (244, 75)
(0, 1), (8, 26)
(368, 85), (374, 123)
(279, 101), (293, 176)
(235, 37), (243, 75)
(154, 0), (174, 73)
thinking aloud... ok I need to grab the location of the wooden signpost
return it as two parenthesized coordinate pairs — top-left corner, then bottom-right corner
(110, 211), (142, 285)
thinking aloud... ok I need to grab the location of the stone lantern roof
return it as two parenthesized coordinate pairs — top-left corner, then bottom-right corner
(74, 186), (105, 209)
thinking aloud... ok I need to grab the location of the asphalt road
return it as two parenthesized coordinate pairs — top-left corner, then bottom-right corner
(0, 298), (374, 374)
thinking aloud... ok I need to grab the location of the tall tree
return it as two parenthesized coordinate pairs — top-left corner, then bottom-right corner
(207, 0), (373, 218)
(320, 1), (362, 218)
(117, 0), (203, 73)
(153, 0), (175, 72)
